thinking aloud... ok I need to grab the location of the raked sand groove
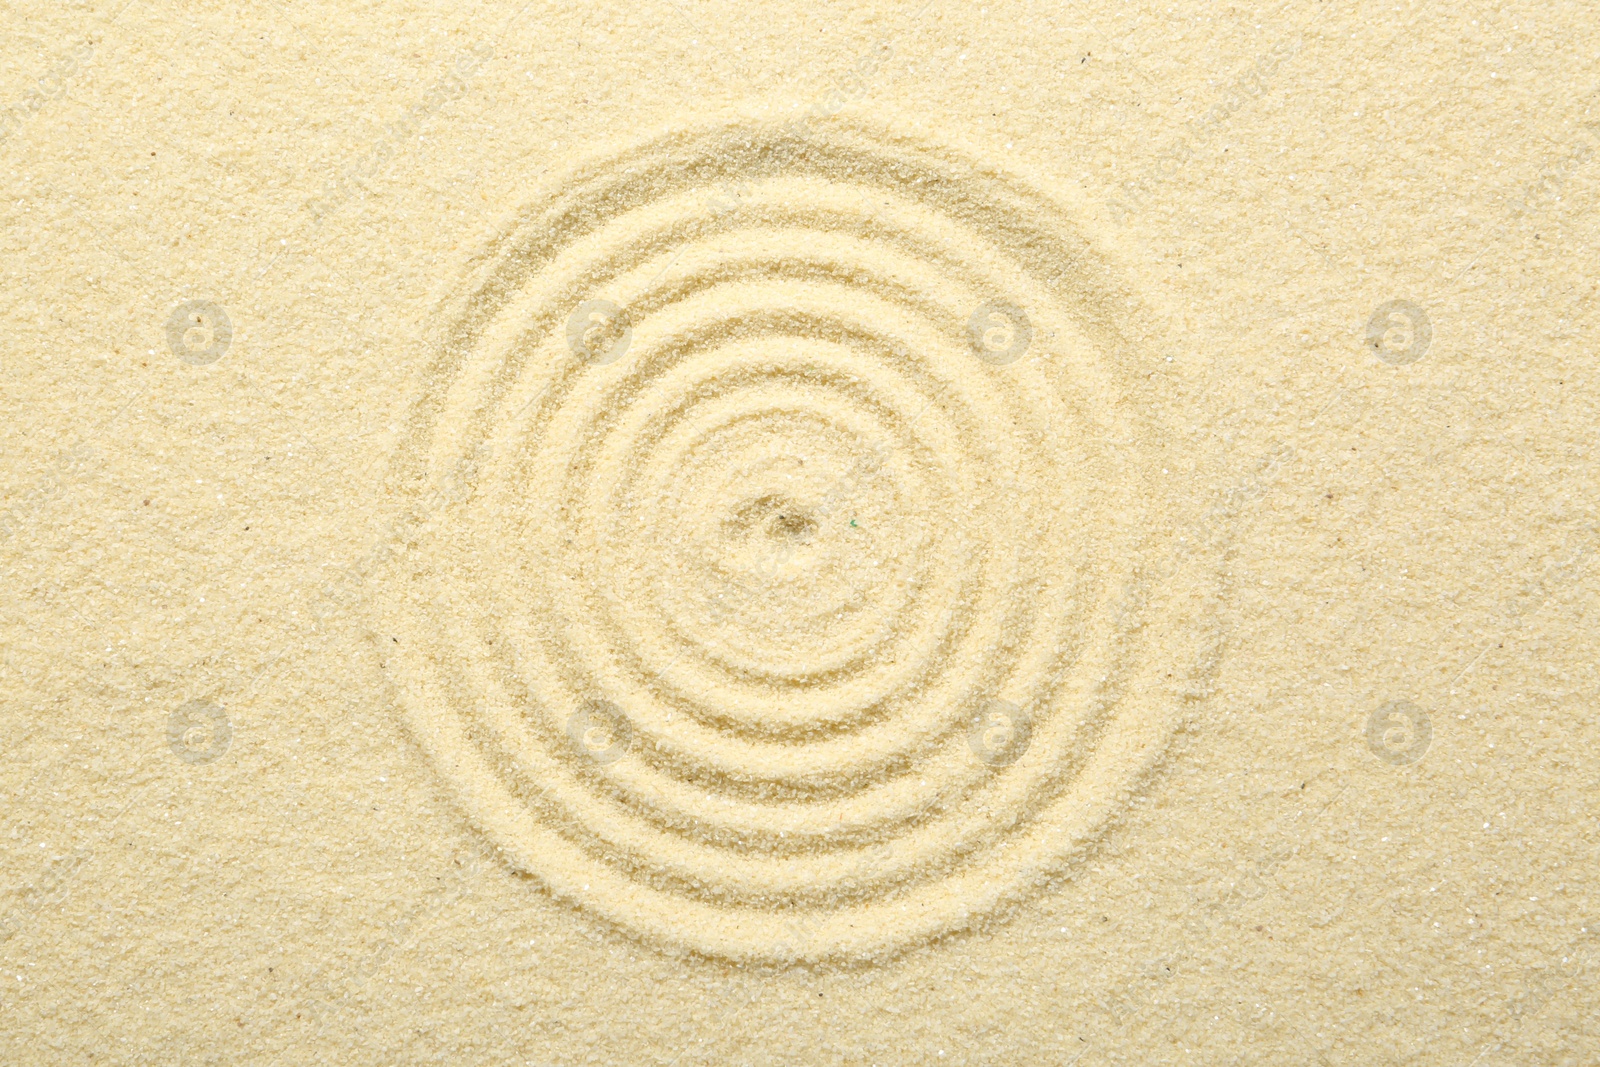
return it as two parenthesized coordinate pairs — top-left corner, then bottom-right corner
(377, 118), (1218, 963)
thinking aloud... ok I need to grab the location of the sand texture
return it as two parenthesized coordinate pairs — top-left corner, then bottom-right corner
(3, 2), (1598, 1064)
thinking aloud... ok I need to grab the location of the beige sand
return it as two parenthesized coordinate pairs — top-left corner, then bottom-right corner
(3, 1), (1598, 1063)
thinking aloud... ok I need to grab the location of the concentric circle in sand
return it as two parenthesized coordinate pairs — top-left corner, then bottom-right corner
(378, 118), (1213, 963)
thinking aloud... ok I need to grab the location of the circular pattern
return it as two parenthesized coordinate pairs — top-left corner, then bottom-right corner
(165, 299), (232, 365)
(379, 118), (1213, 962)
(1365, 298), (1430, 365)
(1366, 700), (1431, 766)
(167, 700), (231, 764)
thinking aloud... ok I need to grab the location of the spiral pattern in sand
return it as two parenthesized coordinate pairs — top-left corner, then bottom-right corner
(378, 119), (1207, 963)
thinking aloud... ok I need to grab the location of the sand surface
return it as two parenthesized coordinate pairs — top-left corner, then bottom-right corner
(3, 1), (1598, 1063)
